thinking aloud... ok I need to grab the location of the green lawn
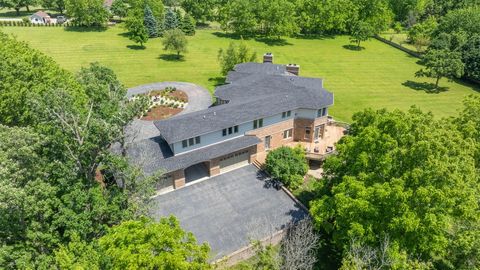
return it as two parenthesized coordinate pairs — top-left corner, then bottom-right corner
(2, 26), (478, 121)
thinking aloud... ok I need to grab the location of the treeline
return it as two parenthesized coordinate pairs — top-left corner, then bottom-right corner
(0, 31), (209, 269)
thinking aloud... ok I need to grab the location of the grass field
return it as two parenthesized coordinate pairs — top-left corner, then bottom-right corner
(2, 26), (478, 121)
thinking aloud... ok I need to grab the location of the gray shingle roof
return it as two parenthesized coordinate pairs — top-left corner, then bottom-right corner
(154, 63), (333, 143)
(127, 136), (261, 174)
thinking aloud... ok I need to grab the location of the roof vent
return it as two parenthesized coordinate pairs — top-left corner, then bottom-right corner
(263, 53), (274, 64)
(203, 115), (206, 119)
(213, 112), (217, 116)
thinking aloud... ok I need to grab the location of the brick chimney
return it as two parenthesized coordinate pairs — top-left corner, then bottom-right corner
(286, 64), (300, 75)
(263, 53), (273, 63)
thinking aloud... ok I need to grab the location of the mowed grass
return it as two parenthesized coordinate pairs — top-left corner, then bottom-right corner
(2, 26), (478, 121)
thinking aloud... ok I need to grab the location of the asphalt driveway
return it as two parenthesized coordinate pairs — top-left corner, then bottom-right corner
(150, 165), (308, 260)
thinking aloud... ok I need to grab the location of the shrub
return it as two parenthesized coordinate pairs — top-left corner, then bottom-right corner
(265, 145), (309, 189)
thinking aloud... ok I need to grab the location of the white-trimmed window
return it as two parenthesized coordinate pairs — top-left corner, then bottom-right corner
(282, 110), (292, 118)
(182, 136), (201, 148)
(253, 119), (264, 129)
(317, 108), (327, 117)
(222, 125), (239, 136)
(283, 129), (293, 139)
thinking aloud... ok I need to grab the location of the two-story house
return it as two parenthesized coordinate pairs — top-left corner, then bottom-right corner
(127, 54), (334, 193)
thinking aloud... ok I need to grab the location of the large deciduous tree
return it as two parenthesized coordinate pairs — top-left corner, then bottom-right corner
(65, 0), (109, 27)
(0, 0), (38, 15)
(0, 32), (155, 268)
(351, 0), (393, 33)
(180, 0), (216, 23)
(55, 217), (211, 269)
(257, 0), (299, 38)
(431, 6), (480, 81)
(125, 8), (149, 47)
(415, 49), (464, 89)
(310, 107), (480, 269)
(296, 0), (356, 34)
(219, 0), (258, 36)
(41, 0), (65, 14)
(0, 32), (86, 126)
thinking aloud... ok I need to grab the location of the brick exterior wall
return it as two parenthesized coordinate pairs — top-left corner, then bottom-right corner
(172, 169), (185, 189)
(294, 118), (314, 142)
(246, 119), (295, 153)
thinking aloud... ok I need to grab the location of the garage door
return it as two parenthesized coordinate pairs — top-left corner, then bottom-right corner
(219, 150), (250, 174)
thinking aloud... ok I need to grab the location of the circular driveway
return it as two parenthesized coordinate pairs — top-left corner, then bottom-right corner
(126, 82), (212, 142)
(127, 82), (212, 115)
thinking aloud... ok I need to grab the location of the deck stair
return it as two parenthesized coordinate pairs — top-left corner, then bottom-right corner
(252, 160), (265, 170)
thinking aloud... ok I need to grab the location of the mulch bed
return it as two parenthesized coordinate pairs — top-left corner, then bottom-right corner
(169, 90), (188, 102)
(141, 105), (183, 121)
(148, 89), (188, 103)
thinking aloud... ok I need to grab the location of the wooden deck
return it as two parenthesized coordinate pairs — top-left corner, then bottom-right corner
(287, 124), (347, 160)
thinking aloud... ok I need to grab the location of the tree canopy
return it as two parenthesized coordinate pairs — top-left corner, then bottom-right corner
(265, 146), (309, 189)
(65, 0), (109, 27)
(217, 41), (257, 75)
(310, 107), (480, 269)
(0, 31), (156, 268)
(415, 49), (465, 89)
(162, 29), (188, 58)
(55, 217), (211, 269)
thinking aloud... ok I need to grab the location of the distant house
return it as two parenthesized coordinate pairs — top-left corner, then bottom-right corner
(30, 11), (51, 24)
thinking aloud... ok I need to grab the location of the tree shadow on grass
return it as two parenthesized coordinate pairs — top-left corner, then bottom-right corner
(64, 26), (107, 32)
(118, 31), (130, 37)
(211, 31), (244, 40)
(208, 76), (226, 87)
(127, 44), (146, 50)
(343, 44), (365, 51)
(402, 80), (449, 93)
(158, 54), (185, 62)
(293, 33), (336, 40)
(255, 37), (293, 46)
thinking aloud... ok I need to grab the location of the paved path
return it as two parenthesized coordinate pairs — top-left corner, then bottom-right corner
(126, 82), (212, 143)
(151, 165), (308, 260)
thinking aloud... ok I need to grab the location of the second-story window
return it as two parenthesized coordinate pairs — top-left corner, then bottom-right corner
(222, 125), (240, 136)
(317, 108), (327, 117)
(182, 136), (201, 148)
(282, 111), (292, 118)
(253, 118), (264, 129)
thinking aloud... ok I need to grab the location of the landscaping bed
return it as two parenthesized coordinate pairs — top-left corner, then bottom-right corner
(141, 105), (183, 121)
(132, 87), (188, 121)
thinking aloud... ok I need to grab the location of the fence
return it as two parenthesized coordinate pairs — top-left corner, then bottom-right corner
(374, 35), (423, 58)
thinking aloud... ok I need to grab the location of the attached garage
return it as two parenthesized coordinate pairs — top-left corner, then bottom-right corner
(219, 150), (250, 174)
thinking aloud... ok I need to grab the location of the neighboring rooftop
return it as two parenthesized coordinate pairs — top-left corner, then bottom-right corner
(32, 11), (50, 18)
(154, 63), (333, 143)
